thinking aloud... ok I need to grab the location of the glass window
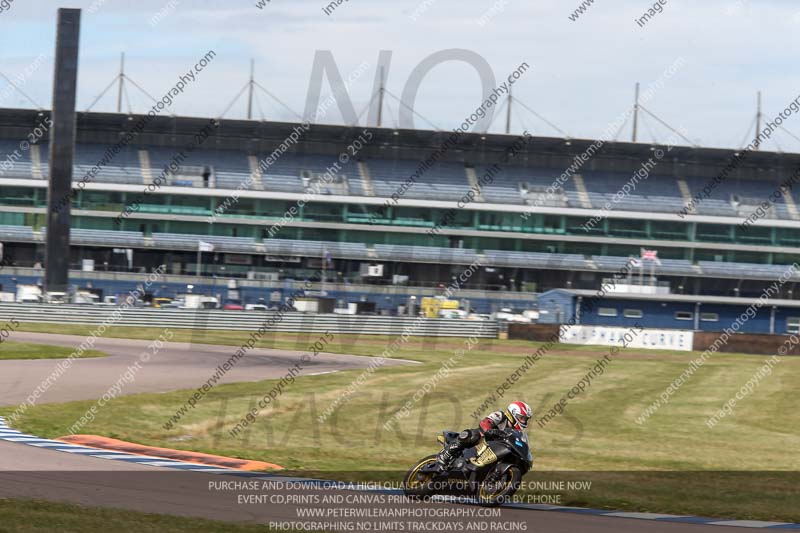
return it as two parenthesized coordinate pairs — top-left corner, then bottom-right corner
(598, 307), (618, 317)
(700, 313), (719, 322)
(623, 309), (643, 319)
(787, 317), (800, 334)
(675, 311), (693, 321)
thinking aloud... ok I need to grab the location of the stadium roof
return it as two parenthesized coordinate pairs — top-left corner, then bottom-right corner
(2, 106), (800, 179)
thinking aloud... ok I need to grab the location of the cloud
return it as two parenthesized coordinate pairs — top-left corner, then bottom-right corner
(0, 0), (799, 150)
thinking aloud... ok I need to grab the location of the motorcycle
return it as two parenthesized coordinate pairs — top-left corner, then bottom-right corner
(403, 428), (533, 506)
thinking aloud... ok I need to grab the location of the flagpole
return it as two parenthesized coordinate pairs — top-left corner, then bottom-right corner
(650, 260), (655, 286)
(627, 257), (633, 284)
(638, 248), (644, 286)
(196, 248), (201, 277)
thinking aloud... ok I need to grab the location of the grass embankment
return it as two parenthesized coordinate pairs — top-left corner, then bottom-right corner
(0, 499), (312, 533)
(5, 323), (800, 522)
(0, 341), (107, 360)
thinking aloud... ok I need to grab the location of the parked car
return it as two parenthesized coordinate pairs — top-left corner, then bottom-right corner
(493, 308), (532, 323)
(152, 297), (174, 308)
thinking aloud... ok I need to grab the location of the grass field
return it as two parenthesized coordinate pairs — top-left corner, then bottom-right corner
(4, 322), (799, 522)
(0, 499), (310, 532)
(0, 341), (107, 360)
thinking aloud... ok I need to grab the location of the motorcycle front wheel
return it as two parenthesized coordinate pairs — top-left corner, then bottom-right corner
(402, 454), (440, 499)
(476, 465), (522, 507)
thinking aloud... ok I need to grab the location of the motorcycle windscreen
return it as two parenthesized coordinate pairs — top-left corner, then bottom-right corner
(493, 431), (532, 463)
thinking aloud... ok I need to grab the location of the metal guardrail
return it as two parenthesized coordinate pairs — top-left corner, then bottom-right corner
(0, 303), (499, 338)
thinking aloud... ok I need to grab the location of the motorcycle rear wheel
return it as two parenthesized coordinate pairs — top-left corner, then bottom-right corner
(402, 455), (440, 499)
(476, 465), (522, 507)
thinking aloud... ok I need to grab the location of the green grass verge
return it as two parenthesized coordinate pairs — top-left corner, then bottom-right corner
(0, 341), (107, 360)
(0, 499), (315, 532)
(5, 323), (800, 522)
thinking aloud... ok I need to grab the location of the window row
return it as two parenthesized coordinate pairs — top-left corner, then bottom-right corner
(596, 308), (719, 322)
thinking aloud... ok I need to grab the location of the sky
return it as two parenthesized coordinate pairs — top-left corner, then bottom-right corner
(1, 0), (800, 151)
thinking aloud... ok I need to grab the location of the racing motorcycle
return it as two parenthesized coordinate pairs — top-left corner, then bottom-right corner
(403, 428), (532, 506)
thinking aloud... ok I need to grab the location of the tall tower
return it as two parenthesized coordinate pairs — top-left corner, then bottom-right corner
(45, 8), (81, 293)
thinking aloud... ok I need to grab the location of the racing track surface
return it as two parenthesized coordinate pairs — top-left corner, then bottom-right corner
(0, 440), (753, 533)
(0, 332), (779, 532)
(0, 331), (414, 406)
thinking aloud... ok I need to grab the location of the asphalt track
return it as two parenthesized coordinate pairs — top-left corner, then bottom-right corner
(0, 333), (784, 532)
(0, 440), (753, 533)
(0, 331), (414, 406)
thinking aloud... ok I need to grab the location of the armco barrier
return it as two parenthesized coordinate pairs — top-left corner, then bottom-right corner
(0, 303), (498, 338)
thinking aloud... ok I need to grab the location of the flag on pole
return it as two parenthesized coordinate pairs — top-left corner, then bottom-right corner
(198, 241), (215, 252)
(641, 248), (660, 264)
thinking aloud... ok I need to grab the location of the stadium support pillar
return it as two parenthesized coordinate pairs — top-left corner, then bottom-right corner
(45, 8), (81, 294)
(755, 91), (762, 151)
(505, 85), (512, 134)
(247, 59), (254, 120)
(376, 66), (385, 127)
(632, 82), (640, 142)
(117, 52), (125, 113)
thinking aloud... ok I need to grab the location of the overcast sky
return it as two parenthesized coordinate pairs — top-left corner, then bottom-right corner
(2, 0), (800, 151)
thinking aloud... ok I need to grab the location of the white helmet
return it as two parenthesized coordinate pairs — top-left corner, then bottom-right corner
(507, 401), (532, 430)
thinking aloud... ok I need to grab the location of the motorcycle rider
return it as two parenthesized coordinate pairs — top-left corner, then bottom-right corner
(437, 401), (532, 467)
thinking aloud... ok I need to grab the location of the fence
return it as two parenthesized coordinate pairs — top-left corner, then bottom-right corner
(0, 303), (498, 337)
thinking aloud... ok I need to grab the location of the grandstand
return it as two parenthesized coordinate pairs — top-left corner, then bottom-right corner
(2, 107), (800, 308)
